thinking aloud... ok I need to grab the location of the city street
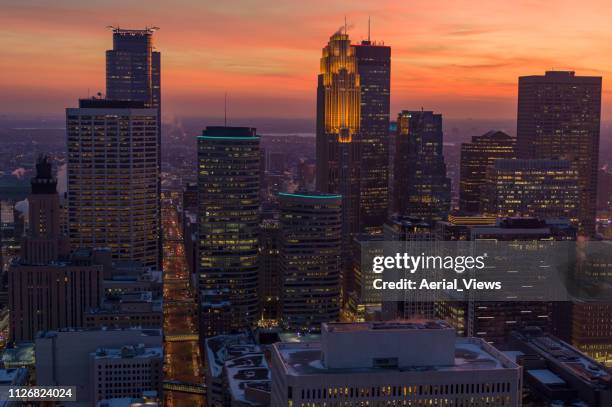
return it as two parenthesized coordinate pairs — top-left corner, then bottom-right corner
(162, 202), (205, 407)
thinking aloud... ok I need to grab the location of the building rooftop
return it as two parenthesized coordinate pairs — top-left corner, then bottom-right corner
(324, 320), (451, 333)
(97, 397), (159, 407)
(38, 327), (161, 338)
(527, 369), (567, 386)
(78, 98), (147, 109)
(93, 344), (162, 360)
(278, 192), (342, 200)
(1, 342), (35, 367)
(205, 333), (259, 377)
(512, 329), (612, 387)
(199, 126), (258, 139)
(225, 353), (271, 406)
(275, 337), (517, 375)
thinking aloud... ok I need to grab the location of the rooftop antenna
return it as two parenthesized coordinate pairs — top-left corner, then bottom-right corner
(224, 92), (228, 127)
(368, 16), (371, 42)
(344, 16), (347, 35)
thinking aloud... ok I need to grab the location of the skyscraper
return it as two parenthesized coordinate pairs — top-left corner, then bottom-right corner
(316, 30), (361, 250)
(436, 217), (577, 346)
(459, 130), (516, 214)
(106, 27), (162, 267)
(517, 71), (601, 235)
(9, 157), (102, 342)
(354, 38), (391, 235)
(67, 99), (160, 268)
(197, 127), (260, 334)
(106, 27), (160, 108)
(21, 156), (69, 264)
(316, 28), (391, 237)
(259, 219), (281, 322)
(393, 110), (451, 221)
(483, 159), (580, 223)
(279, 192), (342, 331)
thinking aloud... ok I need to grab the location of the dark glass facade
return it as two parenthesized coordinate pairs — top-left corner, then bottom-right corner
(106, 28), (160, 108)
(354, 41), (391, 235)
(197, 127), (260, 333)
(393, 111), (451, 221)
(517, 71), (601, 235)
(279, 192), (342, 331)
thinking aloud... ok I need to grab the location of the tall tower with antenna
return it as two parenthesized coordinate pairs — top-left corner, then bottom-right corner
(353, 18), (391, 235)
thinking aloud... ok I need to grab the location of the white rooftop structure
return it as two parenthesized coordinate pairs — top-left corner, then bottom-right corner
(271, 321), (521, 407)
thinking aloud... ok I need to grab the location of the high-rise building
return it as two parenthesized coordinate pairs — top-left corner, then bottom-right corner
(571, 301), (612, 367)
(197, 127), (260, 334)
(279, 192), (342, 331)
(437, 217), (577, 346)
(459, 130), (516, 214)
(354, 38), (391, 235)
(597, 168), (612, 211)
(9, 249), (104, 342)
(483, 159), (580, 223)
(106, 27), (162, 268)
(271, 321), (521, 407)
(316, 30), (360, 193)
(382, 215), (438, 321)
(9, 158), (103, 342)
(315, 29), (391, 254)
(297, 159), (316, 191)
(316, 30), (361, 252)
(67, 99), (160, 268)
(259, 219), (281, 322)
(106, 27), (160, 109)
(517, 71), (602, 235)
(21, 155), (69, 264)
(393, 111), (451, 221)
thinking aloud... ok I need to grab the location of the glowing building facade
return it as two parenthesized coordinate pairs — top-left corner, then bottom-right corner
(316, 30), (391, 295)
(197, 127), (260, 334)
(316, 31), (361, 256)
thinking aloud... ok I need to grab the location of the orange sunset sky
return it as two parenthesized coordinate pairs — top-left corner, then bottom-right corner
(2, 0), (612, 120)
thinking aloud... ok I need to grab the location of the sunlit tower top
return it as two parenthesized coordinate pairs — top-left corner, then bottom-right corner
(319, 30), (360, 142)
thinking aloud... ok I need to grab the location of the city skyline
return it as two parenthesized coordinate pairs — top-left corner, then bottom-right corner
(3, 0), (612, 120)
(2, 4), (612, 406)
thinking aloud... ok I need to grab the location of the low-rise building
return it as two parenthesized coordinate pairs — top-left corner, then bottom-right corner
(35, 328), (162, 405)
(90, 344), (163, 403)
(271, 321), (521, 407)
(85, 291), (163, 330)
(510, 327), (612, 406)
